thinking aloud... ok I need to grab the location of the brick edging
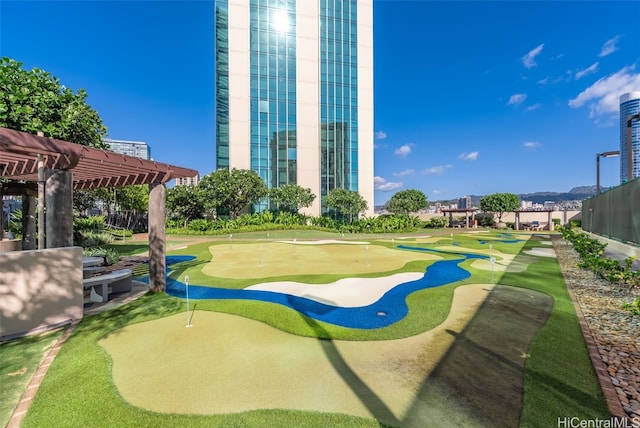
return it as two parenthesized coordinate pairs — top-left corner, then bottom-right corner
(553, 237), (629, 421)
(6, 320), (80, 428)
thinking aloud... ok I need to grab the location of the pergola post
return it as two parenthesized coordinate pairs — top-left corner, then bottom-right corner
(0, 186), (4, 240)
(22, 195), (36, 250)
(547, 211), (554, 231)
(45, 169), (73, 248)
(515, 212), (520, 230)
(148, 182), (166, 292)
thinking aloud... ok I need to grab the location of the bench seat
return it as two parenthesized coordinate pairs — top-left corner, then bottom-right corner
(83, 269), (132, 303)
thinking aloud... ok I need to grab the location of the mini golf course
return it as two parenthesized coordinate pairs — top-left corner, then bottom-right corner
(21, 231), (610, 427)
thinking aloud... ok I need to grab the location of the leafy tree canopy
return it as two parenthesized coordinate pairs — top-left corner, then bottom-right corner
(0, 57), (108, 148)
(479, 192), (520, 223)
(199, 168), (268, 218)
(325, 188), (368, 222)
(269, 184), (316, 213)
(384, 189), (428, 215)
(166, 185), (207, 227)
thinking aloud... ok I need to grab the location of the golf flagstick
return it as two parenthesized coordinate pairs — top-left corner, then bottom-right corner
(185, 275), (192, 327)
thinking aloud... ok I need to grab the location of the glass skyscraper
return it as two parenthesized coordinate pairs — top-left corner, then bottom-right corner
(620, 92), (640, 182)
(214, 0), (373, 215)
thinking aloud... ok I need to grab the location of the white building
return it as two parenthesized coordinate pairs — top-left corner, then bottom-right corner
(214, 0), (374, 216)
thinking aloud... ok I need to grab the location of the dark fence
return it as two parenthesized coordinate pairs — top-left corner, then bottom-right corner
(582, 177), (640, 246)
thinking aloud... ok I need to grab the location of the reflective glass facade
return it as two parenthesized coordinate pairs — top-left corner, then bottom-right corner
(620, 93), (640, 182)
(250, 0), (298, 210)
(319, 0), (359, 210)
(215, 1), (230, 169)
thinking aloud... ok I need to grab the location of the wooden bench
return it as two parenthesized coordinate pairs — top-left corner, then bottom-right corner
(83, 269), (132, 303)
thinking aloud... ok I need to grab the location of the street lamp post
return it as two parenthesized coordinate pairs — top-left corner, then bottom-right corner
(596, 150), (620, 194)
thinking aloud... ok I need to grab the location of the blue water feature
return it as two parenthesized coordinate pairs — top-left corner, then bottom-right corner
(142, 248), (487, 329)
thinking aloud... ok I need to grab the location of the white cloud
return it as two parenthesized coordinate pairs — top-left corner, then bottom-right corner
(537, 76), (549, 85)
(458, 151), (479, 161)
(526, 103), (541, 112)
(508, 94), (527, 105)
(394, 143), (413, 157)
(375, 131), (388, 140)
(575, 62), (599, 80)
(432, 190), (442, 195)
(599, 35), (621, 57)
(374, 176), (403, 192)
(522, 44), (544, 69)
(523, 141), (541, 150)
(392, 169), (415, 177)
(421, 164), (453, 175)
(568, 65), (640, 120)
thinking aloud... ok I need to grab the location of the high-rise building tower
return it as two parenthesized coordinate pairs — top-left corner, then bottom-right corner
(620, 92), (640, 182)
(214, 0), (374, 216)
(103, 138), (151, 160)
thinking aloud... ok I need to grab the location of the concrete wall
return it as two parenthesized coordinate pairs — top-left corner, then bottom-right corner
(0, 239), (22, 252)
(417, 210), (582, 229)
(0, 246), (83, 341)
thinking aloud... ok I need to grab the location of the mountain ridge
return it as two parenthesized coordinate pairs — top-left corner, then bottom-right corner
(437, 185), (597, 206)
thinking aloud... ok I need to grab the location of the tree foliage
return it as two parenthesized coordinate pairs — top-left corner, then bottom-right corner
(166, 185), (207, 227)
(269, 184), (316, 213)
(325, 188), (368, 222)
(114, 185), (148, 212)
(0, 57), (108, 148)
(384, 189), (428, 215)
(479, 192), (520, 223)
(199, 168), (268, 218)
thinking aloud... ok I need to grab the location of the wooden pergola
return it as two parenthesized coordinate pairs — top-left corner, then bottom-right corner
(0, 127), (198, 291)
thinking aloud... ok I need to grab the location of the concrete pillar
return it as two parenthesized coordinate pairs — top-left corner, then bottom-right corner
(148, 182), (166, 292)
(515, 212), (520, 230)
(22, 195), (36, 250)
(548, 211), (554, 231)
(45, 169), (73, 248)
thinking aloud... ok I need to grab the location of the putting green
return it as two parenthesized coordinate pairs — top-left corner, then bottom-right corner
(202, 242), (441, 279)
(99, 284), (493, 422)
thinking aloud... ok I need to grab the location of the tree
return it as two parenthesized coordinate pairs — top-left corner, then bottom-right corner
(0, 57), (108, 148)
(384, 189), (428, 216)
(269, 184), (316, 213)
(166, 185), (207, 227)
(114, 185), (149, 212)
(199, 168), (268, 218)
(325, 188), (368, 223)
(479, 192), (520, 223)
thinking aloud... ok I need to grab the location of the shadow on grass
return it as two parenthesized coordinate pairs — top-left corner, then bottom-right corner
(289, 295), (399, 427)
(403, 285), (553, 427)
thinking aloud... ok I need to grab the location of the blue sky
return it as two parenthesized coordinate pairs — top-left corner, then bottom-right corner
(1, 1), (639, 206)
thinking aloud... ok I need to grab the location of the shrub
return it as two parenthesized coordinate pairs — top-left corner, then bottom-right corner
(83, 247), (120, 265)
(427, 216), (448, 228)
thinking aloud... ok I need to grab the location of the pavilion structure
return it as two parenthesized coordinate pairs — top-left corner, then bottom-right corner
(440, 208), (479, 228)
(0, 127), (198, 292)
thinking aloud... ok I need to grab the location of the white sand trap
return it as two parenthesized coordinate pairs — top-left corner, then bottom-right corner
(278, 239), (369, 245)
(539, 241), (553, 246)
(245, 272), (424, 307)
(100, 284), (494, 422)
(534, 234), (551, 239)
(524, 247), (557, 258)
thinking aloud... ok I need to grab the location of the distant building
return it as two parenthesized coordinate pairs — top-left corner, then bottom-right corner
(175, 175), (200, 187)
(458, 196), (471, 209)
(620, 92), (640, 181)
(104, 138), (151, 160)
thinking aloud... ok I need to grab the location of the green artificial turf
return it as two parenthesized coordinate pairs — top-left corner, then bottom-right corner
(0, 329), (63, 427)
(19, 231), (609, 427)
